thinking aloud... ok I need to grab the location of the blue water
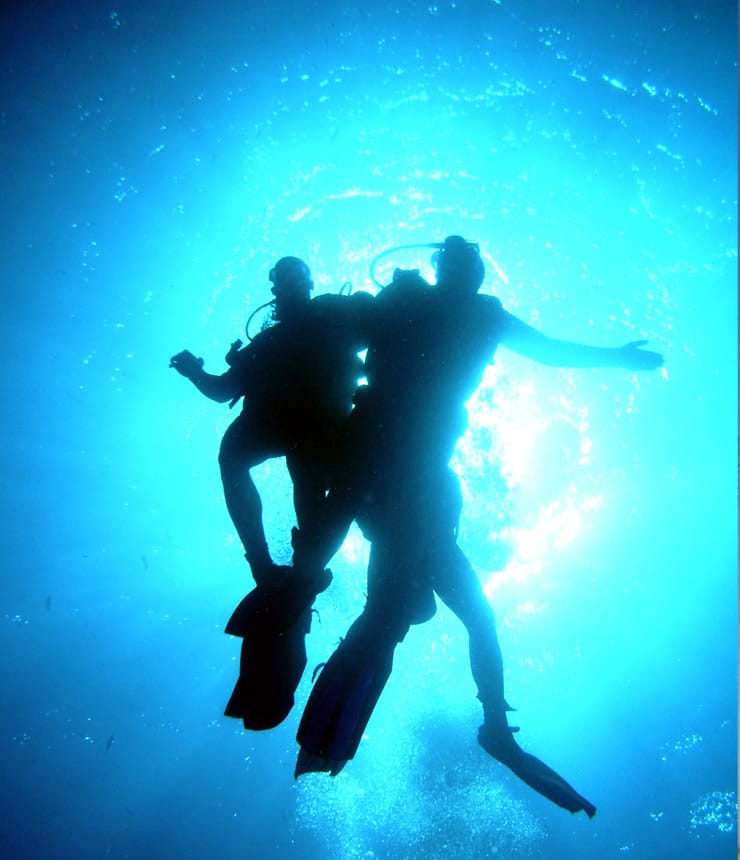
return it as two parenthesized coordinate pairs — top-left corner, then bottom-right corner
(1, 1), (736, 858)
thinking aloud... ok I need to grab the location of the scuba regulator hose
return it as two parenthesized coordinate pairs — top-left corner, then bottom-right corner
(368, 242), (442, 289)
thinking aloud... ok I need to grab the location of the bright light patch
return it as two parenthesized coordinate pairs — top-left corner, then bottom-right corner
(339, 526), (370, 567)
(290, 206), (313, 222)
(460, 366), (543, 490)
(602, 74), (629, 92)
(484, 558), (543, 597)
(507, 599), (548, 626)
(484, 490), (603, 595)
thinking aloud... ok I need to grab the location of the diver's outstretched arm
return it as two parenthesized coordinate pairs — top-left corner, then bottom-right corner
(500, 315), (664, 370)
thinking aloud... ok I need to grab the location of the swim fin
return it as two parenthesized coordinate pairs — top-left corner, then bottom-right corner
(224, 600), (312, 731)
(478, 723), (597, 818)
(295, 624), (394, 777)
(223, 565), (332, 731)
(224, 565), (331, 731)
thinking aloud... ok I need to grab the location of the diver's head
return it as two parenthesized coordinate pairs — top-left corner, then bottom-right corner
(269, 256), (313, 322)
(432, 235), (484, 296)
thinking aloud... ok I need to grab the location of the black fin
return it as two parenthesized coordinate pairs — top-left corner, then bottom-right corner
(295, 628), (394, 773)
(224, 607), (312, 730)
(478, 726), (596, 818)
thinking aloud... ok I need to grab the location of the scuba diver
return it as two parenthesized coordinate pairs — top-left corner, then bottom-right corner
(170, 256), (371, 729)
(292, 236), (664, 818)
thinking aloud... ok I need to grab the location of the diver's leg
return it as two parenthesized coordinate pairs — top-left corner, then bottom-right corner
(287, 419), (361, 572)
(295, 539), (413, 775)
(422, 467), (508, 717)
(285, 437), (359, 575)
(220, 426), (313, 730)
(285, 453), (326, 536)
(296, 456), (435, 774)
(219, 415), (277, 583)
(433, 544), (507, 721)
(434, 545), (596, 818)
(286, 452), (343, 569)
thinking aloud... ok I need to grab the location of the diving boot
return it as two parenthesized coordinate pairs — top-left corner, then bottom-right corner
(226, 564), (331, 639)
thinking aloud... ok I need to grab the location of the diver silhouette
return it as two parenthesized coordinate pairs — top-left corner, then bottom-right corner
(293, 236), (664, 818)
(170, 256), (371, 728)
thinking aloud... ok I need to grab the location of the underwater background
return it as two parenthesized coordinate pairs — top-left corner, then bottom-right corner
(1, 1), (736, 858)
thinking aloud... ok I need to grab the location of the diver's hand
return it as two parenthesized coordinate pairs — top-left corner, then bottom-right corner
(169, 349), (205, 379)
(225, 339), (243, 367)
(618, 340), (664, 371)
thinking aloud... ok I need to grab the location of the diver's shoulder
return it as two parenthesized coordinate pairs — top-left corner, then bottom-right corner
(241, 327), (270, 350)
(239, 323), (283, 360)
(474, 293), (505, 321)
(311, 290), (375, 317)
(311, 290), (374, 306)
(477, 293), (503, 310)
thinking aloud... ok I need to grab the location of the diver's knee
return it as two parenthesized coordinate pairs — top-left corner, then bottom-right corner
(446, 592), (497, 632)
(219, 438), (264, 474)
(218, 446), (241, 479)
(218, 433), (238, 468)
(351, 606), (409, 648)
